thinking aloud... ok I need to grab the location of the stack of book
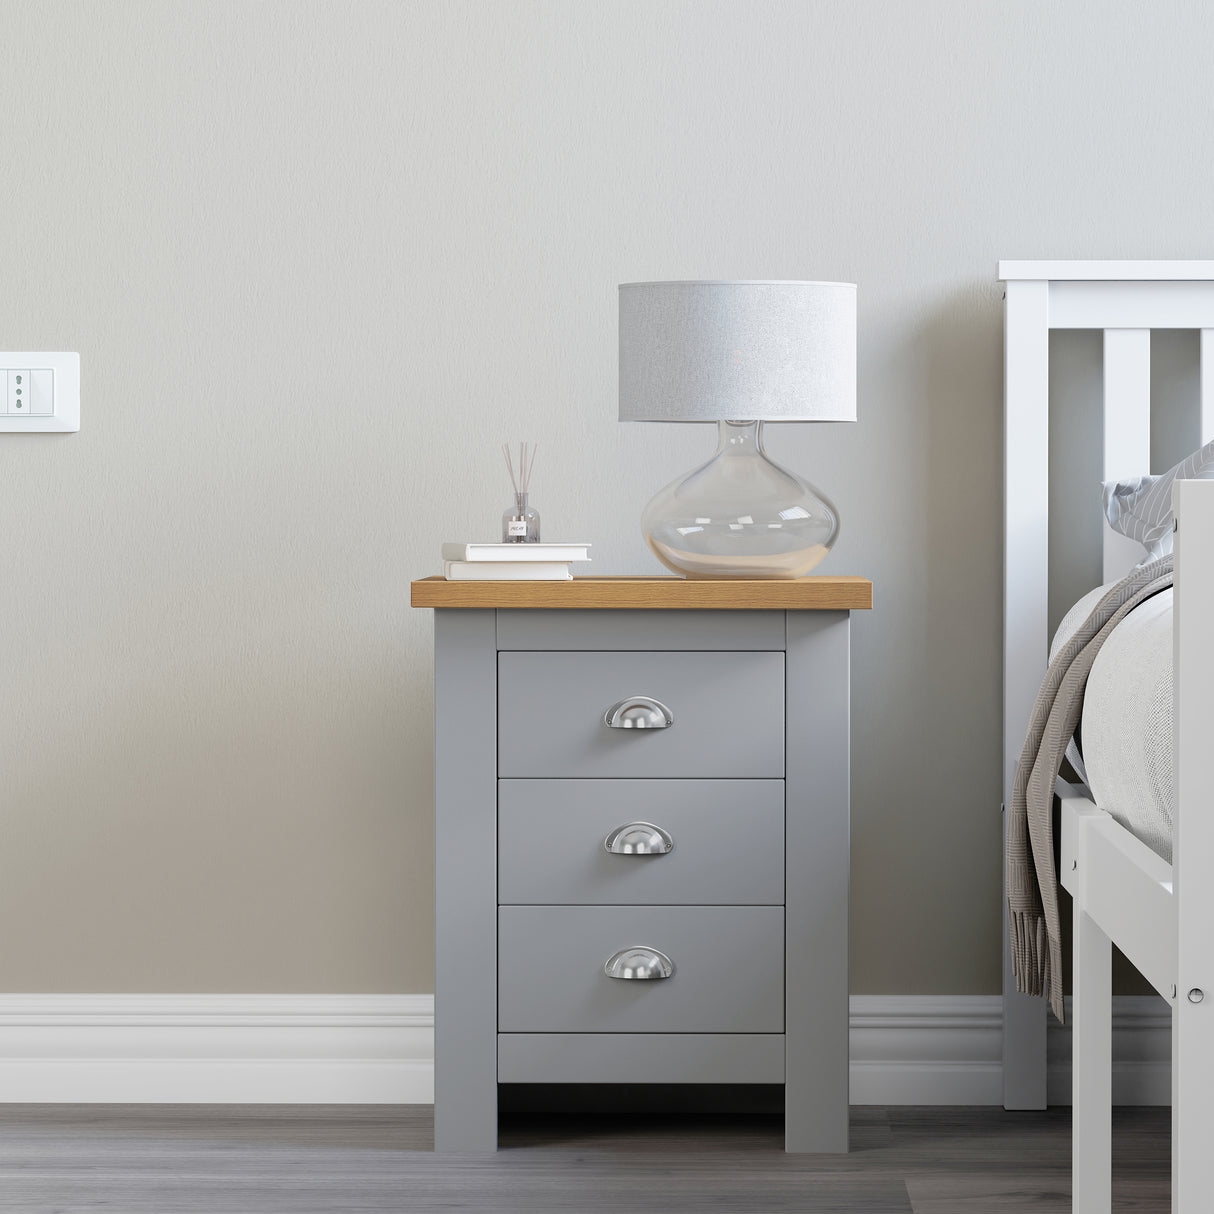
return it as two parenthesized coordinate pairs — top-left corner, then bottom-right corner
(441, 542), (591, 581)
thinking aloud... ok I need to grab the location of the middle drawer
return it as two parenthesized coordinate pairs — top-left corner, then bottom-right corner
(498, 779), (785, 905)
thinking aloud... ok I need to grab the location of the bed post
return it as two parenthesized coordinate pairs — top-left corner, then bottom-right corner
(1002, 275), (1049, 1109)
(1172, 478), (1214, 1213)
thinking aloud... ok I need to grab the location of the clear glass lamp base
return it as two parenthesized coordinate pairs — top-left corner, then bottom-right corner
(642, 420), (839, 580)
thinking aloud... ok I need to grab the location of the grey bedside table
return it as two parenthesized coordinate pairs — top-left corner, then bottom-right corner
(411, 575), (873, 1153)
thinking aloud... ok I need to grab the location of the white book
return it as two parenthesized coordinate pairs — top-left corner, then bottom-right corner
(444, 561), (573, 582)
(441, 542), (591, 563)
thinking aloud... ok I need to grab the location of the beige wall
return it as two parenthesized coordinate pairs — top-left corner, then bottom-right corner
(3, 0), (1211, 994)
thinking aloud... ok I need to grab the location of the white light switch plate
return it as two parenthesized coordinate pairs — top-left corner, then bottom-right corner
(0, 353), (80, 432)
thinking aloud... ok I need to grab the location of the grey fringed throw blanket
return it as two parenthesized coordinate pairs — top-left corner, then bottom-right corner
(1007, 555), (1174, 1023)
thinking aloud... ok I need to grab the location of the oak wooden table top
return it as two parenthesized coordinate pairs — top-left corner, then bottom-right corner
(410, 574), (872, 610)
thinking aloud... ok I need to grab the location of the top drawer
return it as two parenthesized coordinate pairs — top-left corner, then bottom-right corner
(498, 650), (784, 778)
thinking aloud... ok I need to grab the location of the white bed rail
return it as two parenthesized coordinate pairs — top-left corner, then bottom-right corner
(1060, 785), (1174, 998)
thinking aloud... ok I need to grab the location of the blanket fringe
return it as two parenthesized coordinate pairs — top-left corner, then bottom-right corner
(1010, 910), (1065, 1025)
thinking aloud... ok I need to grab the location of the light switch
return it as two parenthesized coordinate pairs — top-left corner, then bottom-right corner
(0, 353), (79, 432)
(30, 369), (53, 415)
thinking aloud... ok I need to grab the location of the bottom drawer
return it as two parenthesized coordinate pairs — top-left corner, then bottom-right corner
(498, 1034), (785, 1084)
(498, 905), (784, 1034)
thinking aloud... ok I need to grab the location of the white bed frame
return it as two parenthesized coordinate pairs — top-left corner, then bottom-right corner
(1001, 260), (1214, 1212)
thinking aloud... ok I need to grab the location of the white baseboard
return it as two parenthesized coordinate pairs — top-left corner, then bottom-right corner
(850, 994), (1172, 1106)
(0, 995), (434, 1104)
(0, 993), (1172, 1106)
(1046, 995), (1172, 1107)
(848, 996), (1003, 1105)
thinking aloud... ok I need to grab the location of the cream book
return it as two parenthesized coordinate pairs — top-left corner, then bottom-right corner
(441, 542), (591, 563)
(444, 561), (574, 581)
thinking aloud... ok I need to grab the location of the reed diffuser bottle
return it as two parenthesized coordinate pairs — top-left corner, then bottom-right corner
(502, 442), (540, 542)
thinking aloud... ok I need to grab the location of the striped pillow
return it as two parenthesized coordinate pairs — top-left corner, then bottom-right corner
(1103, 437), (1214, 561)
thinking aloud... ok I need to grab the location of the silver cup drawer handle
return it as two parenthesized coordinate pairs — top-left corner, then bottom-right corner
(603, 946), (674, 980)
(604, 822), (675, 855)
(603, 696), (673, 730)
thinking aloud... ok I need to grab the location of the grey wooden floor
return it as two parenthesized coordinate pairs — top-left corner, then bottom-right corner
(0, 1103), (1168, 1213)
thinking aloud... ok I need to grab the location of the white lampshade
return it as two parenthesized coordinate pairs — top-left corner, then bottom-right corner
(618, 280), (857, 422)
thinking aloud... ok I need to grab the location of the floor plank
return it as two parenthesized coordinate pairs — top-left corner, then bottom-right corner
(0, 1104), (1171, 1213)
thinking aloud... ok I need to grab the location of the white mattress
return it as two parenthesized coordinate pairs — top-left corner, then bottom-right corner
(1051, 583), (1174, 861)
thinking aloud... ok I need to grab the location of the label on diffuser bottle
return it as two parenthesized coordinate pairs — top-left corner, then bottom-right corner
(507, 520), (527, 537)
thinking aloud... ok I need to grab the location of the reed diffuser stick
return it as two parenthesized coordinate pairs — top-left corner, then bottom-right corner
(501, 441), (540, 542)
(502, 442), (538, 497)
(502, 444), (519, 497)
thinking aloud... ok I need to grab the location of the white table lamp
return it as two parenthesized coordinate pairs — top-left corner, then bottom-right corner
(619, 280), (856, 579)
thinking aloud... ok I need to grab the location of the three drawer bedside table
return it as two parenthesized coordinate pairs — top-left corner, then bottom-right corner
(410, 575), (873, 1153)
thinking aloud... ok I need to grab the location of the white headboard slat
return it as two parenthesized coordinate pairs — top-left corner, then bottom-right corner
(1101, 328), (1152, 583)
(1200, 329), (1214, 444)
